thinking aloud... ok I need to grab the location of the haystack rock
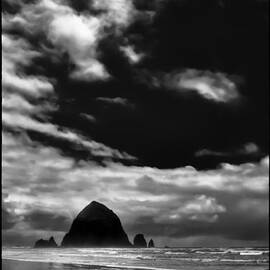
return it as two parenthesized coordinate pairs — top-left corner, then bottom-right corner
(61, 201), (131, 247)
(133, 234), (147, 248)
(34, 237), (58, 248)
(148, 239), (155, 248)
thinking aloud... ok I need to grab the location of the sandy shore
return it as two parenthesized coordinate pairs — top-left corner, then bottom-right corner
(3, 259), (69, 270)
(2, 259), (115, 270)
(3, 258), (269, 270)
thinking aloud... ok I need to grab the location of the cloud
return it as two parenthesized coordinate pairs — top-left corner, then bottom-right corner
(2, 34), (54, 99)
(2, 0), (136, 82)
(96, 97), (131, 106)
(2, 130), (268, 246)
(2, 0), (268, 170)
(120, 45), (144, 64)
(3, 94), (36, 113)
(160, 69), (240, 103)
(92, 0), (135, 27)
(2, 112), (135, 161)
(2, 7), (135, 164)
(1, 0), (138, 165)
(196, 142), (263, 158)
(2, 207), (17, 230)
(24, 210), (70, 231)
(47, 10), (109, 81)
(80, 113), (96, 123)
(16, 0), (109, 81)
(2, 0), (269, 248)
(157, 195), (226, 223)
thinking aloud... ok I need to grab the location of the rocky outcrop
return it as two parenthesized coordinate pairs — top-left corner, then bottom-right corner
(148, 239), (155, 248)
(61, 201), (131, 247)
(34, 237), (58, 248)
(133, 234), (147, 248)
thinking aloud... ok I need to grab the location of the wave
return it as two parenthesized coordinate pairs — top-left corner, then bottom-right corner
(220, 258), (269, 263)
(164, 251), (187, 255)
(240, 251), (265, 256)
(3, 247), (269, 269)
(3, 258), (176, 270)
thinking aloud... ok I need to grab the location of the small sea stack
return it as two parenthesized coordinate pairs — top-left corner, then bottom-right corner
(133, 234), (147, 248)
(34, 237), (58, 248)
(148, 239), (155, 248)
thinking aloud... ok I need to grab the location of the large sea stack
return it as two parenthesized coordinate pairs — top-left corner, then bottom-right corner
(61, 201), (131, 247)
(133, 234), (147, 248)
(34, 237), (58, 248)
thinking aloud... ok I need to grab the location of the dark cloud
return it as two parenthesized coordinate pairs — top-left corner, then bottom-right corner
(2, 232), (36, 247)
(24, 210), (71, 231)
(39, 0), (267, 169)
(2, 209), (16, 230)
(67, 0), (92, 12)
(3, 0), (268, 169)
(2, 197), (18, 230)
(126, 200), (269, 242)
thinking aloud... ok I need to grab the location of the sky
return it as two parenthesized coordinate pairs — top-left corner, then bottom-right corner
(2, 0), (269, 247)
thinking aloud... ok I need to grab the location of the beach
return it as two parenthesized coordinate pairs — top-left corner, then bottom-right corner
(2, 247), (269, 270)
(2, 259), (131, 270)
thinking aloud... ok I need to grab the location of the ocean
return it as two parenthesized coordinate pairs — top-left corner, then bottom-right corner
(2, 247), (269, 270)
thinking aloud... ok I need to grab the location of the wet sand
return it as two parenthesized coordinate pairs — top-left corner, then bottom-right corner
(2, 259), (269, 270)
(2, 259), (120, 270)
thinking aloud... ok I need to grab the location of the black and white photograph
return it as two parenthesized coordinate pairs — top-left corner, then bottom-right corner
(2, 0), (269, 269)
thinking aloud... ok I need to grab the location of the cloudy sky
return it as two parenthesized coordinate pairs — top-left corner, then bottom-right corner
(2, 0), (269, 247)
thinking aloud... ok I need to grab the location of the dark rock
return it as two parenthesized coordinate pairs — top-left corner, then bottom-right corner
(61, 201), (131, 247)
(34, 237), (58, 248)
(148, 239), (155, 248)
(133, 234), (147, 248)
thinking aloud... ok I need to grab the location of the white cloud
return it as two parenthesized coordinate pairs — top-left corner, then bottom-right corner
(195, 142), (262, 158)
(2, 33), (55, 131)
(2, 94), (36, 112)
(48, 12), (109, 81)
(182, 195), (226, 215)
(2, 34), (54, 98)
(2, 34), (40, 71)
(2, 130), (268, 245)
(243, 143), (260, 154)
(3, 0), (109, 81)
(2, 1), (134, 163)
(2, 113), (134, 160)
(3, 0), (136, 82)
(163, 69), (239, 103)
(92, 0), (135, 27)
(97, 97), (130, 106)
(156, 195), (226, 223)
(120, 45), (144, 64)
(3, 72), (54, 98)
(261, 156), (269, 167)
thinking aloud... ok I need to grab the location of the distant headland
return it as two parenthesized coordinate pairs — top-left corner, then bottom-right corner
(34, 201), (155, 248)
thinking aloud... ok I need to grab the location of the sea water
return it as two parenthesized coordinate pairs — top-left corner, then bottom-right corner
(2, 247), (269, 270)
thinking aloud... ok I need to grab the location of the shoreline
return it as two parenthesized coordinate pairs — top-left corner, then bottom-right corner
(2, 258), (268, 270)
(2, 259), (136, 270)
(2, 259), (170, 270)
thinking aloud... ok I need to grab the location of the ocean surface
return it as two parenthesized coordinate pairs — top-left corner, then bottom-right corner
(2, 247), (269, 270)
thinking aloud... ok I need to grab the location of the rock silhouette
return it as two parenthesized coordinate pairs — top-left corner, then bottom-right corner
(133, 234), (147, 248)
(61, 201), (131, 247)
(148, 239), (155, 248)
(34, 237), (58, 248)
